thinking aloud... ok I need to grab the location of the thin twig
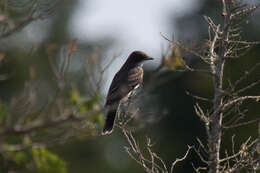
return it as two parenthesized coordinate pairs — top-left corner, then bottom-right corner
(222, 96), (260, 110)
(223, 117), (260, 129)
(170, 145), (193, 172)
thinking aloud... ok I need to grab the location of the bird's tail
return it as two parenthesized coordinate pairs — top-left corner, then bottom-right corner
(102, 106), (118, 135)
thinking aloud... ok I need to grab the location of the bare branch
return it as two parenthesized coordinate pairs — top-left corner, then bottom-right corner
(160, 32), (207, 63)
(0, 109), (103, 137)
(236, 79), (260, 94)
(192, 163), (207, 173)
(181, 64), (212, 75)
(0, 0), (62, 39)
(234, 63), (260, 87)
(186, 91), (212, 103)
(170, 145), (193, 172)
(223, 117), (260, 129)
(194, 103), (209, 124)
(209, 25), (220, 75)
(204, 16), (218, 33)
(0, 143), (46, 152)
(222, 96), (260, 110)
(0, 15), (34, 39)
(231, 3), (260, 19)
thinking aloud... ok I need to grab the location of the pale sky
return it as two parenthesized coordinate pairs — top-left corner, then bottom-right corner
(69, 0), (202, 92)
(71, 0), (201, 58)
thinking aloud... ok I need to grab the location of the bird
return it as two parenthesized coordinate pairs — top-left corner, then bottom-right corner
(102, 51), (153, 135)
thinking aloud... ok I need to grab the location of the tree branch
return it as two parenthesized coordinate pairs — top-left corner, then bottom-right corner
(0, 109), (103, 137)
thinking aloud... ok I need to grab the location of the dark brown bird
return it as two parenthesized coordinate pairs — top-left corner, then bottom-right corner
(102, 51), (153, 135)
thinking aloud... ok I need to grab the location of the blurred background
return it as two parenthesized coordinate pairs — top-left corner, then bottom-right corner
(0, 0), (260, 172)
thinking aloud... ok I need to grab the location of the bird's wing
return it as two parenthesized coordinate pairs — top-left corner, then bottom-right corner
(105, 67), (143, 106)
(105, 71), (127, 105)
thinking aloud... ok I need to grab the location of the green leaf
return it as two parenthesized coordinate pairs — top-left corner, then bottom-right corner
(32, 148), (67, 173)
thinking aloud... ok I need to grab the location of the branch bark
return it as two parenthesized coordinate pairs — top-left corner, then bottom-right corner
(208, 1), (231, 173)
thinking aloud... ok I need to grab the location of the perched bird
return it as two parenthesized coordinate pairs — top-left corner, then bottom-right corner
(102, 51), (153, 135)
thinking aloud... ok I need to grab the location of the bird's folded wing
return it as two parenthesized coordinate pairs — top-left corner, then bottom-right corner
(105, 71), (127, 105)
(105, 67), (143, 105)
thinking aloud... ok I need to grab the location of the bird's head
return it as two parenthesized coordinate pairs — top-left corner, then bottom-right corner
(127, 51), (154, 65)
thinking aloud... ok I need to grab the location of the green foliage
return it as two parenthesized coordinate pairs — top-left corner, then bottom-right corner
(91, 112), (104, 125)
(70, 88), (101, 113)
(70, 89), (104, 128)
(0, 102), (8, 124)
(32, 148), (67, 173)
(6, 151), (29, 166)
(70, 89), (83, 105)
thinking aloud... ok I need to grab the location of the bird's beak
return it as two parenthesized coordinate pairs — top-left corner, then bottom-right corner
(146, 56), (154, 60)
